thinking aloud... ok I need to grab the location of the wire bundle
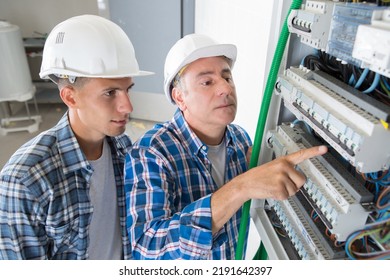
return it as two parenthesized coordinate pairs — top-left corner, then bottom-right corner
(345, 215), (390, 259)
(302, 51), (390, 106)
(363, 170), (390, 208)
(343, 170), (390, 259)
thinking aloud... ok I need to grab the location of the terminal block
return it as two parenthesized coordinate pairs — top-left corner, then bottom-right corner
(267, 124), (373, 241)
(269, 195), (345, 259)
(275, 66), (390, 173)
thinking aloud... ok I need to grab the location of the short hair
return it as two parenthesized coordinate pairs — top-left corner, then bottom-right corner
(57, 77), (90, 90)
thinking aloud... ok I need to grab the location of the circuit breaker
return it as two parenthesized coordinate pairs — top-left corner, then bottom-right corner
(252, 0), (390, 260)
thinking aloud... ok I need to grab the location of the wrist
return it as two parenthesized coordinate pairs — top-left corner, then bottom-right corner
(226, 175), (249, 205)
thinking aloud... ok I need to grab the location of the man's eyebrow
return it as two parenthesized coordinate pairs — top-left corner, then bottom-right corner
(101, 86), (120, 91)
(222, 68), (232, 75)
(101, 82), (135, 92)
(195, 70), (214, 78)
(195, 68), (232, 78)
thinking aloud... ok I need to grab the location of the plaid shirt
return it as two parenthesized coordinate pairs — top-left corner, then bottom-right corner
(0, 113), (132, 259)
(125, 109), (252, 259)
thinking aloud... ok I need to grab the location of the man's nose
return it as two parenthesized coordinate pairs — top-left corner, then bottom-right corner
(118, 92), (133, 113)
(216, 78), (233, 96)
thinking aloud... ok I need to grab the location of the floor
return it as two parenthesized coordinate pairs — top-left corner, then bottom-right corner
(0, 100), (157, 169)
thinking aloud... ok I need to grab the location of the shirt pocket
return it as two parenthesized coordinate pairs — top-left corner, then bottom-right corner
(45, 216), (86, 259)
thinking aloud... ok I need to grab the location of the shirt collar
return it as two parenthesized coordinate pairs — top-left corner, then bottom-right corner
(54, 113), (131, 174)
(172, 109), (235, 155)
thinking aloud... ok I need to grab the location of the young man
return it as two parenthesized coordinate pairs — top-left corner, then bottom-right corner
(124, 34), (327, 259)
(0, 15), (152, 259)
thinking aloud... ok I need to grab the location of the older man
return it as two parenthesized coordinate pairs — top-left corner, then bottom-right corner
(124, 33), (327, 259)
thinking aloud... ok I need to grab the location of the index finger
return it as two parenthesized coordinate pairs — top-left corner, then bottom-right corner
(285, 145), (328, 165)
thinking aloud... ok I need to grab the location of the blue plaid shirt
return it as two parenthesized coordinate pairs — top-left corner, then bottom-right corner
(125, 109), (252, 259)
(0, 113), (132, 259)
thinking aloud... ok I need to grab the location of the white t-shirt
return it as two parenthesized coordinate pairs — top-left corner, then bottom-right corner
(207, 139), (227, 187)
(88, 139), (122, 259)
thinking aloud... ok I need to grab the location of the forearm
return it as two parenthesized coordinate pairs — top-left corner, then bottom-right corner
(210, 145), (329, 234)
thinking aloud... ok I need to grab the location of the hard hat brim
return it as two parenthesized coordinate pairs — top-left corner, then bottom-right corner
(40, 69), (154, 82)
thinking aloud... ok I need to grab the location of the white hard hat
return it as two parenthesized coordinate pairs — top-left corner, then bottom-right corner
(40, 14), (153, 83)
(164, 33), (237, 104)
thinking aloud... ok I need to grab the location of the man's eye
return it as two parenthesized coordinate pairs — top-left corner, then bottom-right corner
(104, 90), (116, 96)
(128, 83), (135, 94)
(201, 80), (212, 86)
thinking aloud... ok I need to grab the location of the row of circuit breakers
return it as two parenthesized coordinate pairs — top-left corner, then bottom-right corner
(259, 1), (390, 259)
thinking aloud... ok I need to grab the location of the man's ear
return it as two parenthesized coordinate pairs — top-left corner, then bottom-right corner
(60, 86), (78, 108)
(172, 87), (187, 111)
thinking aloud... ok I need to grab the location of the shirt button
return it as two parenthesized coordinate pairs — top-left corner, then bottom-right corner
(202, 146), (207, 151)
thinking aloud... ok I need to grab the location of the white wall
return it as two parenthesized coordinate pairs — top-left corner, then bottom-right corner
(195, 0), (289, 259)
(0, 0), (177, 123)
(0, 0), (101, 37)
(195, 0), (287, 140)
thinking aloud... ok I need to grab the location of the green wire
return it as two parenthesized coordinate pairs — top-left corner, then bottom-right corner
(235, 0), (303, 260)
(380, 78), (390, 97)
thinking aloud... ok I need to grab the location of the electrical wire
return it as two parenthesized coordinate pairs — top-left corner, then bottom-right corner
(354, 68), (369, 89)
(363, 72), (380, 93)
(345, 225), (390, 259)
(377, 188), (390, 210)
(291, 119), (313, 134)
(302, 51), (390, 104)
(380, 77), (390, 97)
(382, 76), (390, 90)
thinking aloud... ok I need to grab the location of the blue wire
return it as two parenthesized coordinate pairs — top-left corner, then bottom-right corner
(354, 68), (369, 89)
(382, 171), (390, 182)
(345, 230), (361, 260)
(365, 170), (390, 184)
(300, 56), (306, 66)
(378, 206), (390, 216)
(363, 72), (380, 94)
(291, 119), (313, 134)
(375, 182), (380, 202)
(349, 74), (355, 86)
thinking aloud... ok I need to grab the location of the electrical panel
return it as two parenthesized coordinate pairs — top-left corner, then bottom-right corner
(275, 66), (390, 172)
(252, 0), (390, 260)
